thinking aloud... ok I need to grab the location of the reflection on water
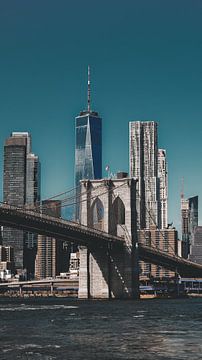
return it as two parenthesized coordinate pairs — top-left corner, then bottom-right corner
(0, 298), (202, 360)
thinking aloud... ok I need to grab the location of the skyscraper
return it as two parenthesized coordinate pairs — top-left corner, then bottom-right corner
(26, 153), (41, 207)
(3, 132), (40, 272)
(129, 121), (160, 229)
(189, 226), (202, 265)
(25, 153), (41, 250)
(35, 200), (69, 279)
(181, 195), (198, 258)
(158, 149), (168, 229)
(75, 67), (102, 219)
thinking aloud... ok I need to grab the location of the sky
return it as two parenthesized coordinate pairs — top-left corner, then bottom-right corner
(0, 0), (202, 232)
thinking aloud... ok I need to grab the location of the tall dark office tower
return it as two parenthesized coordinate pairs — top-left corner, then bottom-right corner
(3, 132), (40, 272)
(181, 195), (198, 258)
(25, 153), (41, 250)
(75, 66), (102, 220)
(26, 153), (41, 206)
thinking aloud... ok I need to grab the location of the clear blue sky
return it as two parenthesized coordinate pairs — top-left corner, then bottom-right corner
(0, 0), (202, 232)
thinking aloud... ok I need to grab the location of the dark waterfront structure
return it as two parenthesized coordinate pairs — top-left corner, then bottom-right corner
(75, 67), (102, 220)
(181, 195), (198, 258)
(3, 132), (40, 273)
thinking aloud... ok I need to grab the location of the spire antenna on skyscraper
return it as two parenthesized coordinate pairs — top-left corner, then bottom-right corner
(75, 66), (102, 220)
(181, 177), (184, 199)
(87, 65), (91, 112)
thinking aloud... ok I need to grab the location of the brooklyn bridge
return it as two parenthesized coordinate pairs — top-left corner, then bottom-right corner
(0, 177), (202, 299)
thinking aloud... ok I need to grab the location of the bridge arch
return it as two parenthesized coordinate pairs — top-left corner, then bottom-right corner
(90, 197), (104, 231)
(111, 196), (125, 235)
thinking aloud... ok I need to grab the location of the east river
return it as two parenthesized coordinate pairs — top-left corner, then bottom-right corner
(0, 297), (202, 360)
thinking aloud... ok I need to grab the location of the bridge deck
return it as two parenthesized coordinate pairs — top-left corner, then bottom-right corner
(1, 203), (202, 277)
(0, 203), (124, 247)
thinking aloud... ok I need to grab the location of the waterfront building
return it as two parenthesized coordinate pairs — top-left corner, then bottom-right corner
(3, 132), (40, 272)
(0, 245), (15, 276)
(75, 66), (102, 220)
(0, 245), (13, 262)
(69, 252), (80, 278)
(181, 195), (198, 258)
(138, 225), (178, 279)
(129, 121), (161, 229)
(35, 200), (70, 279)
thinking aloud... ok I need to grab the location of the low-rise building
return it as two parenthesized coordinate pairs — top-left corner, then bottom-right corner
(0, 245), (15, 275)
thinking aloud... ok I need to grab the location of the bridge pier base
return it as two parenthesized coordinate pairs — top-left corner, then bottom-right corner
(78, 178), (139, 300)
(78, 244), (139, 299)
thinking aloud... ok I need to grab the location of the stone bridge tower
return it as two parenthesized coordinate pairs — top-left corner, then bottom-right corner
(78, 177), (139, 299)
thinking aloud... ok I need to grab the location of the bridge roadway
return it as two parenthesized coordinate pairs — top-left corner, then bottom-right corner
(0, 203), (123, 248)
(1, 203), (202, 277)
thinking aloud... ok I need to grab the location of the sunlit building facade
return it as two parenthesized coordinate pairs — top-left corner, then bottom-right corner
(129, 121), (160, 229)
(158, 149), (168, 229)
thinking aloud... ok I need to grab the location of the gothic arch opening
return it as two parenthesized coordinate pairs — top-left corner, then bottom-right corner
(112, 196), (125, 235)
(91, 198), (104, 231)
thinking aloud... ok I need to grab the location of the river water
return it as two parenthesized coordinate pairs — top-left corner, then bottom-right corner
(0, 297), (202, 360)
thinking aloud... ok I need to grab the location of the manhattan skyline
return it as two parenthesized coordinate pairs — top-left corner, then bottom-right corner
(0, 1), (202, 232)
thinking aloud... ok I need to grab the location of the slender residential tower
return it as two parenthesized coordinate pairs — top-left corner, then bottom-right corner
(158, 149), (168, 229)
(75, 66), (102, 220)
(129, 121), (160, 229)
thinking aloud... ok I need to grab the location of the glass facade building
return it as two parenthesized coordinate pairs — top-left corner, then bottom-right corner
(24, 153), (41, 253)
(75, 111), (102, 220)
(3, 132), (40, 272)
(26, 154), (41, 206)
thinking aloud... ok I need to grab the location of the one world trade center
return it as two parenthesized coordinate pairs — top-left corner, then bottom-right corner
(75, 67), (102, 220)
